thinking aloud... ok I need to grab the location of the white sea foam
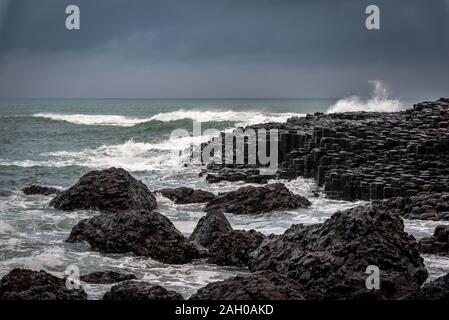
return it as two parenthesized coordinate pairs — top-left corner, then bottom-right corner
(0, 220), (15, 234)
(326, 80), (402, 114)
(33, 110), (304, 127)
(33, 113), (151, 127)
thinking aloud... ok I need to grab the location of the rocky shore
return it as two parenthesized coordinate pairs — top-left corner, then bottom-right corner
(3, 98), (449, 300)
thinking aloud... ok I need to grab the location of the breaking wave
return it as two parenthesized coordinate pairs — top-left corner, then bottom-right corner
(326, 80), (402, 114)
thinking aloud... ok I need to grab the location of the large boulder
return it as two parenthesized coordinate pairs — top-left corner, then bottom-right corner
(0, 269), (86, 300)
(419, 225), (449, 255)
(249, 205), (428, 299)
(418, 273), (449, 300)
(190, 271), (305, 300)
(22, 185), (61, 196)
(188, 211), (232, 248)
(204, 183), (311, 215)
(80, 271), (136, 284)
(103, 281), (183, 300)
(157, 187), (215, 204)
(208, 230), (265, 267)
(49, 167), (157, 213)
(66, 210), (200, 264)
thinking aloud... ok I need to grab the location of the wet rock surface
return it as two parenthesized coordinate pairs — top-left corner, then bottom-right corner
(249, 206), (428, 299)
(419, 225), (449, 255)
(157, 187), (215, 204)
(22, 185), (61, 196)
(103, 281), (183, 300)
(190, 271), (305, 300)
(374, 193), (449, 221)
(204, 183), (311, 215)
(50, 167), (157, 213)
(80, 271), (137, 284)
(188, 211), (232, 248)
(418, 273), (449, 300)
(202, 99), (449, 202)
(66, 209), (200, 264)
(0, 269), (86, 300)
(207, 230), (265, 267)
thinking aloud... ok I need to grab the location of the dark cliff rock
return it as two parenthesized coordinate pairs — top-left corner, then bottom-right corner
(418, 273), (449, 300)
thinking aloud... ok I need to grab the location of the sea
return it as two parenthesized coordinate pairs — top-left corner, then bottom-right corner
(1, 92), (449, 299)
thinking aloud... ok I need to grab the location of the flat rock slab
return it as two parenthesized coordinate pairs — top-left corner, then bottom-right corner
(80, 271), (137, 284)
(204, 183), (311, 215)
(157, 187), (215, 204)
(103, 281), (183, 300)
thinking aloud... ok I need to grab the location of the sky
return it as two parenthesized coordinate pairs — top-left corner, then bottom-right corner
(0, 0), (448, 99)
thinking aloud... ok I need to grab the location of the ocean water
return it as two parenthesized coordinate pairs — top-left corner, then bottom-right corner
(1, 94), (448, 299)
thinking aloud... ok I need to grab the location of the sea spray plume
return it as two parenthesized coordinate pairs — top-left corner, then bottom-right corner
(326, 80), (402, 113)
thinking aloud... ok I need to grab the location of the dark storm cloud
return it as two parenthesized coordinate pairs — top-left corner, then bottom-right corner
(0, 0), (448, 97)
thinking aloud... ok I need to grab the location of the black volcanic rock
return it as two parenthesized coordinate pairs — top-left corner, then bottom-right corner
(204, 183), (311, 215)
(418, 273), (449, 300)
(189, 271), (305, 300)
(374, 193), (449, 221)
(103, 281), (183, 300)
(249, 205), (428, 299)
(22, 185), (61, 196)
(157, 187), (215, 204)
(201, 99), (449, 202)
(66, 210), (200, 264)
(419, 225), (449, 255)
(80, 271), (136, 284)
(188, 211), (232, 248)
(49, 167), (157, 213)
(207, 230), (265, 267)
(0, 268), (86, 300)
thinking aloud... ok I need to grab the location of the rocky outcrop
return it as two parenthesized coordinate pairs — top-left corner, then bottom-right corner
(374, 193), (449, 221)
(80, 271), (136, 284)
(204, 183), (311, 215)
(190, 271), (305, 300)
(202, 99), (449, 201)
(419, 225), (449, 255)
(0, 269), (86, 300)
(249, 206), (428, 299)
(208, 230), (265, 267)
(188, 211), (232, 248)
(157, 187), (215, 204)
(22, 185), (61, 196)
(49, 167), (157, 213)
(418, 273), (449, 300)
(103, 281), (183, 300)
(66, 209), (199, 264)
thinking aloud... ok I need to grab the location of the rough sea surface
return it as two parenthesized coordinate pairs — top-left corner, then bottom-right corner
(1, 96), (448, 299)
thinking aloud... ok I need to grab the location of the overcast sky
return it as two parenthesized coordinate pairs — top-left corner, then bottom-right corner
(0, 0), (448, 98)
